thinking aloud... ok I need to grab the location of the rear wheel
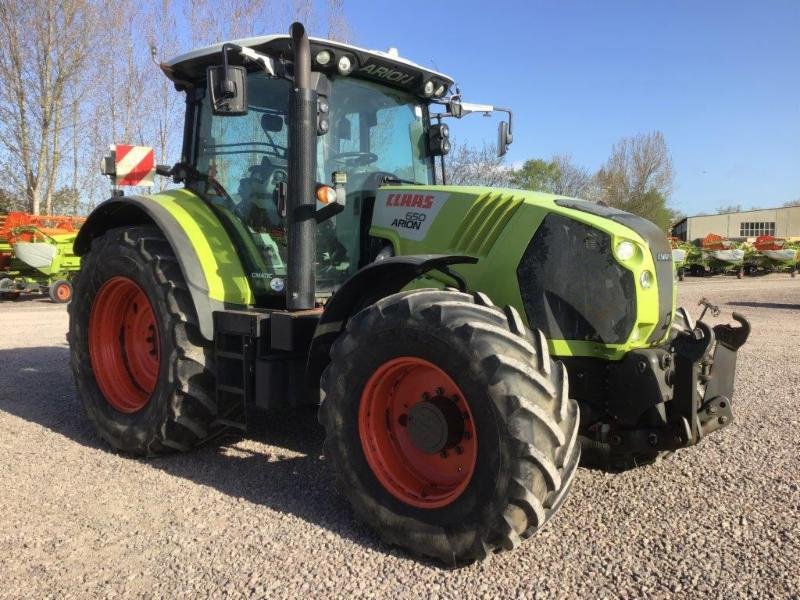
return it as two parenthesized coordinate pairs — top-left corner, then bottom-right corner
(68, 226), (220, 456)
(48, 279), (73, 303)
(320, 289), (580, 565)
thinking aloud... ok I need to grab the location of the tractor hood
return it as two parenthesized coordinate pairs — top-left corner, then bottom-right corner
(370, 185), (675, 359)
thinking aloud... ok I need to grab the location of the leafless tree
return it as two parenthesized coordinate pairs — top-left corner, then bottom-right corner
(0, 0), (100, 214)
(593, 131), (674, 209)
(325, 0), (351, 41)
(549, 154), (591, 197)
(0, 0), (351, 214)
(444, 141), (513, 187)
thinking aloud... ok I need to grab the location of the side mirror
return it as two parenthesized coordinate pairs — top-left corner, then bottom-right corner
(497, 120), (512, 157)
(207, 65), (248, 116)
(428, 123), (451, 156)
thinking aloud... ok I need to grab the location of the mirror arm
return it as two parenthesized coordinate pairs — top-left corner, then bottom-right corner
(220, 43), (244, 98)
(494, 106), (513, 141)
(432, 114), (447, 185)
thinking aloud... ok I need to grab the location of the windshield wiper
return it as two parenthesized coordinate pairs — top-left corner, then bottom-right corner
(380, 175), (424, 186)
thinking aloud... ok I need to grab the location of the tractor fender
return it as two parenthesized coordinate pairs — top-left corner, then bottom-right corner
(74, 194), (251, 340)
(306, 254), (477, 395)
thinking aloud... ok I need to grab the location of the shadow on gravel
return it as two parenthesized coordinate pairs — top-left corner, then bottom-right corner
(727, 301), (800, 310)
(0, 294), (54, 304)
(0, 345), (393, 560)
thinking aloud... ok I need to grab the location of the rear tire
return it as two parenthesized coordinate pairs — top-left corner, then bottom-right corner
(319, 289), (580, 565)
(48, 279), (73, 303)
(68, 226), (220, 456)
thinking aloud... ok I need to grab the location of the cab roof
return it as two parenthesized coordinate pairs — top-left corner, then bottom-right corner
(164, 34), (455, 97)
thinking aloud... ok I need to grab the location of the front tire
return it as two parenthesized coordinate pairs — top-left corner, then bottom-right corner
(68, 226), (220, 456)
(319, 289), (580, 565)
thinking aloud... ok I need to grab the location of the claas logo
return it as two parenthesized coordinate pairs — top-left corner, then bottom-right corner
(385, 193), (435, 209)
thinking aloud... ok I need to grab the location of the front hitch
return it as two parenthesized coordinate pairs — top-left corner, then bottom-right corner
(671, 310), (750, 445)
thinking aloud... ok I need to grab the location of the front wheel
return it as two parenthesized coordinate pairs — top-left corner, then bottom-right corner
(319, 289), (580, 565)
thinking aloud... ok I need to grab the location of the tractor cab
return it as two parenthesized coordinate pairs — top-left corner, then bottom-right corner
(162, 34), (510, 306)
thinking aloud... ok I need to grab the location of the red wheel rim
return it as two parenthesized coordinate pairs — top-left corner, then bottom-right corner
(88, 276), (160, 413)
(56, 283), (71, 301)
(359, 357), (477, 509)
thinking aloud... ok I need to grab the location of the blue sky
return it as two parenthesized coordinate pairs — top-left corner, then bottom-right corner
(342, 0), (800, 215)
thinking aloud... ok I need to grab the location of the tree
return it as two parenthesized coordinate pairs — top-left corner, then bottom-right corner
(551, 154), (592, 197)
(716, 204), (743, 214)
(0, 0), (352, 215)
(668, 207), (686, 224)
(782, 198), (800, 207)
(443, 141), (513, 187)
(511, 159), (560, 192)
(0, 1), (100, 214)
(49, 187), (81, 215)
(0, 188), (24, 213)
(633, 190), (672, 231)
(593, 131), (675, 229)
(512, 154), (591, 197)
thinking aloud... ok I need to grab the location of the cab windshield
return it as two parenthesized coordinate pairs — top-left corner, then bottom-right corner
(193, 72), (430, 302)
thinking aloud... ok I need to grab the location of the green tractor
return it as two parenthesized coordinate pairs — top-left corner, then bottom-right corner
(69, 24), (750, 565)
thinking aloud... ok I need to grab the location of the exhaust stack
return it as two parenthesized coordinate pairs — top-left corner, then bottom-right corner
(286, 22), (317, 310)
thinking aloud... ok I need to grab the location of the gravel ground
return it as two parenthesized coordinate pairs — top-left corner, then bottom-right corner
(0, 274), (798, 599)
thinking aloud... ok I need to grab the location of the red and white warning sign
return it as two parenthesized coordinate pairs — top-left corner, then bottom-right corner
(112, 144), (155, 187)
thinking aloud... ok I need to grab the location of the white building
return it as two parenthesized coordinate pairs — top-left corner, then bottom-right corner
(672, 205), (800, 242)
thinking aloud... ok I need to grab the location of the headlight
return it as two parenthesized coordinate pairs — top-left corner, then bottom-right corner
(640, 270), (653, 289)
(616, 241), (636, 261)
(422, 80), (435, 97)
(375, 245), (395, 261)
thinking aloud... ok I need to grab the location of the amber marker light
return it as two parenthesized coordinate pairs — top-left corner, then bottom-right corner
(316, 185), (337, 204)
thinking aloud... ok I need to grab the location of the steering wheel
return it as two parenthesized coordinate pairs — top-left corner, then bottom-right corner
(331, 151), (379, 167)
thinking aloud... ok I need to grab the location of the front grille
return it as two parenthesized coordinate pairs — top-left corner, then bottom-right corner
(554, 199), (673, 343)
(517, 213), (636, 345)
